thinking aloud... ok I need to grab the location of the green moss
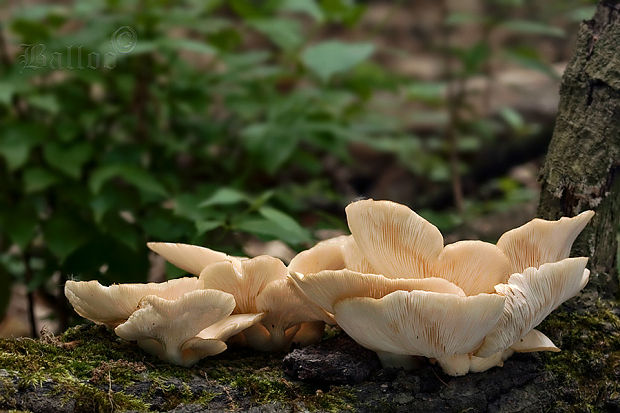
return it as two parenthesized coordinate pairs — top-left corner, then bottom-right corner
(0, 375), (16, 407)
(540, 299), (620, 411)
(0, 323), (357, 412)
(202, 351), (356, 411)
(59, 382), (150, 412)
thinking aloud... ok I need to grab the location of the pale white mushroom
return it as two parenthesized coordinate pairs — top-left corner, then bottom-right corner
(288, 235), (376, 275)
(496, 210), (594, 273)
(147, 242), (231, 276)
(290, 269), (465, 314)
(294, 199), (594, 376)
(64, 277), (203, 328)
(200, 256), (331, 351)
(346, 200), (444, 278)
(290, 270), (505, 374)
(476, 257), (589, 357)
(114, 289), (263, 367)
(288, 235), (349, 275)
(345, 199), (512, 294)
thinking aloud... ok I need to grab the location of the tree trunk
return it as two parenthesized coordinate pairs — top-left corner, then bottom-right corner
(538, 0), (620, 298)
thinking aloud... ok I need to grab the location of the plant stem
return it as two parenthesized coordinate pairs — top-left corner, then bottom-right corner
(23, 252), (37, 338)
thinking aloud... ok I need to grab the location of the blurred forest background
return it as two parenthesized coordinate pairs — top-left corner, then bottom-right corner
(0, 0), (598, 337)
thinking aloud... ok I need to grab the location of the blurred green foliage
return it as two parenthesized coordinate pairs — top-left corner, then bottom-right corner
(0, 0), (595, 325)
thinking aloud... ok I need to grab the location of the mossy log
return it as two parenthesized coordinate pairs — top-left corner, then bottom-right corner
(0, 302), (618, 413)
(538, 0), (620, 297)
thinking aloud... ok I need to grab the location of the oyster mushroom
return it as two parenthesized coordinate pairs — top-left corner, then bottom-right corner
(475, 257), (589, 357)
(290, 270), (505, 372)
(292, 199), (594, 375)
(200, 255), (332, 351)
(115, 289), (263, 366)
(64, 277), (203, 328)
(496, 210), (595, 273)
(147, 242), (231, 276)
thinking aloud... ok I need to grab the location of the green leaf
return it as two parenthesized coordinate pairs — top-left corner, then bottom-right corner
(259, 206), (311, 243)
(504, 47), (559, 79)
(199, 187), (249, 208)
(458, 42), (491, 75)
(0, 82), (15, 105)
(406, 82), (446, 104)
(43, 141), (93, 179)
(196, 220), (222, 236)
(445, 12), (486, 26)
(0, 124), (44, 171)
(279, 0), (324, 22)
(566, 6), (596, 22)
(235, 218), (280, 236)
(174, 193), (208, 221)
(320, 0), (365, 25)
(43, 215), (91, 261)
(63, 236), (149, 284)
(249, 18), (303, 51)
(23, 167), (60, 193)
(89, 164), (168, 197)
(235, 209), (310, 245)
(499, 107), (524, 130)
(27, 94), (60, 114)
(101, 215), (141, 251)
(500, 20), (565, 37)
(241, 123), (300, 174)
(4, 209), (38, 250)
(301, 41), (374, 82)
(142, 210), (193, 240)
(89, 188), (132, 224)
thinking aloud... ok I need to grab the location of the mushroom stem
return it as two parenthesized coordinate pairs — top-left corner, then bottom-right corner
(436, 354), (471, 376)
(375, 351), (421, 370)
(436, 349), (514, 376)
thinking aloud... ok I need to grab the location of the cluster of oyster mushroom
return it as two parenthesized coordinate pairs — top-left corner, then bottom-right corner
(65, 199), (594, 376)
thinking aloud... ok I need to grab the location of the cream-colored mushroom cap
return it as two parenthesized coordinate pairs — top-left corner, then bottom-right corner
(346, 199), (443, 278)
(288, 234), (376, 275)
(290, 269), (504, 359)
(200, 256), (330, 351)
(334, 290), (505, 358)
(476, 257), (589, 357)
(114, 289), (263, 367)
(288, 235), (349, 275)
(147, 242), (231, 276)
(496, 210), (594, 273)
(290, 269), (465, 314)
(64, 277), (203, 328)
(345, 199), (511, 295)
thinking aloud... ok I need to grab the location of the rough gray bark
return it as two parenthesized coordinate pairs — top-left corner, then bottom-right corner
(538, 0), (620, 297)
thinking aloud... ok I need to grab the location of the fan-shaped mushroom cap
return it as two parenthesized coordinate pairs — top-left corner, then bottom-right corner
(496, 210), (594, 273)
(510, 329), (559, 353)
(64, 277), (202, 328)
(114, 289), (262, 367)
(200, 256), (330, 351)
(200, 256), (286, 313)
(288, 235), (348, 275)
(341, 236), (376, 274)
(147, 242), (231, 276)
(346, 199), (444, 278)
(290, 269), (465, 314)
(434, 240), (511, 295)
(333, 290), (505, 359)
(288, 235), (376, 275)
(475, 257), (589, 357)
